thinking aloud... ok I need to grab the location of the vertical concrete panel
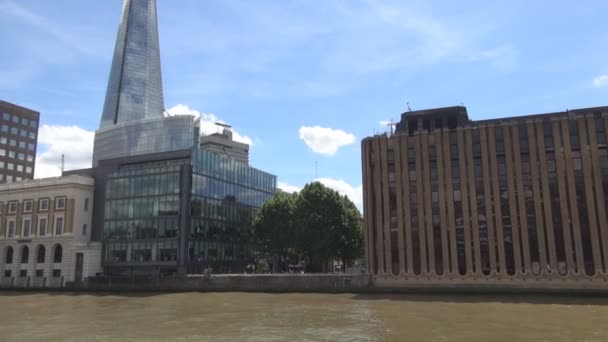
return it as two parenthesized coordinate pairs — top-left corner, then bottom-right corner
(536, 122), (558, 273)
(480, 127), (497, 274)
(511, 126), (532, 273)
(372, 138), (385, 274)
(586, 116), (608, 274)
(415, 134), (428, 273)
(457, 129), (473, 275)
(528, 122), (549, 274)
(560, 120), (584, 274)
(380, 137), (392, 274)
(578, 118), (603, 274)
(393, 136), (406, 275)
(421, 135), (435, 274)
(361, 140), (373, 275)
(488, 126), (507, 274)
(65, 199), (75, 234)
(399, 135), (413, 274)
(436, 132), (451, 275)
(504, 125), (523, 275)
(465, 128), (482, 275)
(442, 131), (457, 274)
(552, 120), (575, 274)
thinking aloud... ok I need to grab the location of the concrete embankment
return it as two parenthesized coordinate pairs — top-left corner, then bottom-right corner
(74, 274), (373, 293)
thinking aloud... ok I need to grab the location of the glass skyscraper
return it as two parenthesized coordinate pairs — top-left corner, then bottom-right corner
(92, 0), (197, 166)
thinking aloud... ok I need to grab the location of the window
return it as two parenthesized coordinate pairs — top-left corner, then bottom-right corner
(55, 217), (64, 235)
(39, 199), (49, 211)
(8, 221), (16, 238)
(30, 120), (37, 128)
(8, 201), (17, 214)
(0, 148), (4, 156)
(0, 137), (5, 143)
(82, 224), (87, 236)
(22, 219), (31, 237)
(12, 116), (18, 124)
(19, 270), (27, 277)
(53, 245), (62, 263)
(27, 154), (33, 162)
(52, 270), (61, 277)
(18, 141), (25, 149)
(9, 150), (15, 158)
(24, 200), (32, 213)
(11, 127), (17, 134)
(0, 202), (3, 214)
(35, 270), (44, 277)
(36, 245), (45, 263)
(5, 246), (13, 264)
(2, 113), (9, 120)
(55, 197), (66, 210)
(17, 152), (24, 160)
(0, 161), (4, 168)
(17, 164), (23, 172)
(28, 143), (34, 151)
(9, 139), (16, 146)
(21, 118), (28, 126)
(39, 218), (47, 236)
(4, 270), (11, 278)
(28, 132), (35, 139)
(20, 129), (27, 137)
(21, 246), (29, 264)
(26, 166), (32, 174)
(7, 163), (14, 170)
(84, 198), (89, 211)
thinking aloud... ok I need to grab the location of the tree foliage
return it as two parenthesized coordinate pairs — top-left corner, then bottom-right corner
(254, 182), (363, 272)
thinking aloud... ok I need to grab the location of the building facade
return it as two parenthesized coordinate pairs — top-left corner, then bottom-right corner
(0, 100), (39, 184)
(0, 175), (102, 288)
(362, 106), (608, 289)
(97, 148), (275, 276)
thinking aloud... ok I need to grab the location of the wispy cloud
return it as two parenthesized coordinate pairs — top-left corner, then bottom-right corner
(594, 75), (608, 88)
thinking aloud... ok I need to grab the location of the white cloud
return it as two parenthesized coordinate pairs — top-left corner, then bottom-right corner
(315, 177), (363, 212)
(277, 181), (301, 193)
(167, 104), (253, 146)
(593, 75), (608, 88)
(35, 125), (94, 179)
(299, 126), (356, 156)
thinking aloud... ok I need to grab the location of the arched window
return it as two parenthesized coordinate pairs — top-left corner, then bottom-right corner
(5, 247), (13, 264)
(21, 246), (29, 264)
(37, 245), (46, 264)
(53, 245), (62, 263)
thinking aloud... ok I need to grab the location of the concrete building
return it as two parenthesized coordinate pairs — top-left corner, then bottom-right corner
(0, 100), (39, 184)
(0, 175), (102, 288)
(362, 105), (608, 290)
(200, 123), (249, 164)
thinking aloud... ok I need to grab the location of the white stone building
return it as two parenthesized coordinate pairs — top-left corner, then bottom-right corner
(0, 175), (102, 288)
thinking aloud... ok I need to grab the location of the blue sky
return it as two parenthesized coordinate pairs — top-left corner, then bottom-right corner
(1, 0), (607, 210)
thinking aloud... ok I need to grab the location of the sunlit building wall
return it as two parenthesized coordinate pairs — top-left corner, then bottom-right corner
(362, 105), (608, 288)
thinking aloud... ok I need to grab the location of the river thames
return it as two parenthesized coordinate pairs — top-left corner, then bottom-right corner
(0, 292), (607, 341)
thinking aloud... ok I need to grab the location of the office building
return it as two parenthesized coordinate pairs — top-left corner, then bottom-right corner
(0, 175), (102, 288)
(66, 0), (277, 277)
(0, 100), (39, 184)
(362, 105), (608, 289)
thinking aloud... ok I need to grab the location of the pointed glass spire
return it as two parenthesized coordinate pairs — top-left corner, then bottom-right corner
(99, 0), (164, 129)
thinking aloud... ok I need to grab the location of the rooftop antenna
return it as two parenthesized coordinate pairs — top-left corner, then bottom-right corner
(61, 154), (65, 173)
(407, 101), (412, 112)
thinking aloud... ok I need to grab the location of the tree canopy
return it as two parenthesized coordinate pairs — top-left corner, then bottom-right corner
(254, 182), (363, 272)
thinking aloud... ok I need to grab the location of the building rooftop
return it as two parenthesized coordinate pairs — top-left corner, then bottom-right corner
(0, 174), (94, 192)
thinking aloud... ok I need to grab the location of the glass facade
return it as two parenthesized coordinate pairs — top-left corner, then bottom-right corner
(93, 115), (199, 166)
(102, 149), (276, 275)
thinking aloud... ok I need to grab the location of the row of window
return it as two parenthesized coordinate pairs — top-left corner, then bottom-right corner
(1, 113), (38, 128)
(0, 175), (28, 183)
(4, 216), (65, 238)
(4, 245), (62, 265)
(0, 127), (37, 141)
(0, 136), (36, 151)
(4, 269), (61, 278)
(0, 161), (33, 174)
(0, 197), (66, 215)
(0, 147), (35, 161)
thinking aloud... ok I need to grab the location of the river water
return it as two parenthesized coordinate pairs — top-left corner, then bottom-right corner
(0, 292), (607, 341)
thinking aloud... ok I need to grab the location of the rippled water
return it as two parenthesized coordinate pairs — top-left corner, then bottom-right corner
(0, 292), (607, 341)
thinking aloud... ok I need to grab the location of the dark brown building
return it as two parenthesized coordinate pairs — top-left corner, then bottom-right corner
(362, 105), (608, 290)
(0, 100), (39, 184)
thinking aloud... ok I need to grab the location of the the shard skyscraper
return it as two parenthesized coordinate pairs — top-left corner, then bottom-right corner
(92, 0), (198, 166)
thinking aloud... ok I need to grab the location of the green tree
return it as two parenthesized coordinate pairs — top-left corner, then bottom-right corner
(254, 191), (297, 261)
